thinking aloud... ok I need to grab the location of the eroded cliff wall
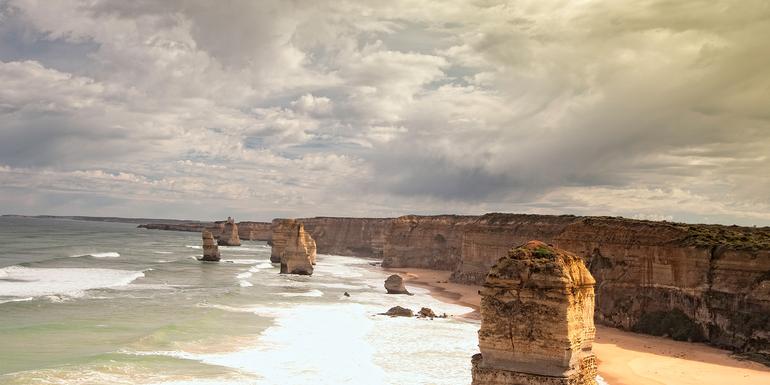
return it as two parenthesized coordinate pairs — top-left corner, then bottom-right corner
(313, 213), (769, 360)
(237, 221), (272, 241)
(138, 221), (272, 241)
(381, 215), (477, 270)
(449, 214), (770, 361)
(141, 213), (770, 360)
(296, 217), (392, 258)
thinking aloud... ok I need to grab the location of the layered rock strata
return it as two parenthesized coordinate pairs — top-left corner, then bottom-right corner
(216, 217), (241, 246)
(380, 213), (770, 361)
(143, 213), (770, 360)
(271, 219), (317, 264)
(138, 221), (272, 241)
(382, 215), (476, 270)
(199, 230), (221, 262)
(138, 222), (212, 232)
(297, 217), (392, 257)
(237, 221), (272, 241)
(278, 221), (315, 275)
(472, 241), (597, 385)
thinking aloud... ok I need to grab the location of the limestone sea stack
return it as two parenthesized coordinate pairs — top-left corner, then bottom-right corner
(217, 217), (241, 246)
(384, 274), (411, 295)
(199, 230), (221, 262)
(270, 219), (294, 263)
(271, 219), (317, 264)
(279, 221), (315, 275)
(472, 240), (597, 385)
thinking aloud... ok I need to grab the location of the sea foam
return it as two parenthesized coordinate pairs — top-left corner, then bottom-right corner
(69, 251), (121, 258)
(0, 266), (144, 299)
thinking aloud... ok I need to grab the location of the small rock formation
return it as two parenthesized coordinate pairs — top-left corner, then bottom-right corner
(418, 307), (437, 318)
(279, 221), (315, 275)
(343, 291), (350, 297)
(199, 230), (221, 262)
(217, 217), (241, 246)
(382, 306), (414, 317)
(472, 241), (597, 385)
(384, 274), (411, 295)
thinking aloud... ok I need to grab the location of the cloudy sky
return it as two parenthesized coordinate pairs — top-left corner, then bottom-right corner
(0, 0), (768, 225)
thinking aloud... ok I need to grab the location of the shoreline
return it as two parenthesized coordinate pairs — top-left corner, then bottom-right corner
(382, 266), (481, 320)
(384, 267), (770, 385)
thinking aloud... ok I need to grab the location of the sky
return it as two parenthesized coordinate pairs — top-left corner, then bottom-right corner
(0, 0), (769, 225)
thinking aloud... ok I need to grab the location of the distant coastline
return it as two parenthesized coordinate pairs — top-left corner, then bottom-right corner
(0, 214), (208, 225)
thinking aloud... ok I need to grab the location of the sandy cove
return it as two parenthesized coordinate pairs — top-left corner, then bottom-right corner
(384, 267), (770, 385)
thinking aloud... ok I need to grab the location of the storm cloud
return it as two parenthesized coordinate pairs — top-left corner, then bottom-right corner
(0, 0), (768, 225)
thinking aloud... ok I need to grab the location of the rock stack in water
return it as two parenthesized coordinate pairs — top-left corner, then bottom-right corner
(271, 219), (317, 264)
(278, 221), (315, 275)
(217, 217), (241, 246)
(384, 274), (411, 294)
(200, 230), (221, 262)
(471, 240), (597, 385)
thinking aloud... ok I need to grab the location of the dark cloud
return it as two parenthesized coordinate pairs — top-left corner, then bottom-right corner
(0, 0), (768, 224)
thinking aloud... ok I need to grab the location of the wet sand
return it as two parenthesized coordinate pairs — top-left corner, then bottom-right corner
(384, 267), (770, 385)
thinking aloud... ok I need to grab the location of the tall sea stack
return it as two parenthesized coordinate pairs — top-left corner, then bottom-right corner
(271, 219), (317, 264)
(217, 216), (241, 246)
(472, 240), (597, 385)
(200, 230), (221, 262)
(279, 221), (315, 275)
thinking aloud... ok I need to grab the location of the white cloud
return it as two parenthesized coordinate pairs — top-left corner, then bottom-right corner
(0, 0), (768, 225)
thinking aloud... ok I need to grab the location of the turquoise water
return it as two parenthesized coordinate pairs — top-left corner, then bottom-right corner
(0, 217), (478, 384)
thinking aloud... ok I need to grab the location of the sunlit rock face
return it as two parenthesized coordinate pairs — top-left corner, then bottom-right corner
(237, 221), (272, 241)
(305, 231), (317, 265)
(200, 230), (221, 262)
(271, 219), (295, 263)
(274, 220), (315, 275)
(216, 217), (241, 246)
(297, 217), (392, 258)
(472, 241), (597, 385)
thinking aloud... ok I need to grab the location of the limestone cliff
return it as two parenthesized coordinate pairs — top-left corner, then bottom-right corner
(277, 221), (315, 275)
(138, 220), (272, 241)
(445, 214), (770, 362)
(138, 222), (212, 232)
(237, 221), (272, 241)
(142, 213), (770, 360)
(297, 217), (392, 257)
(381, 215), (477, 269)
(303, 214), (770, 360)
(472, 241), (596, 385)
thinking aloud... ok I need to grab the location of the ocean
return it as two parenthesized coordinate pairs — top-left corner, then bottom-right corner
(0, 217), (478, 385)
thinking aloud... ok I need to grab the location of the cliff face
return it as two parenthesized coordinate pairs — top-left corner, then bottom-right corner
(381, 215), (477, 270)
(445, 214), (770, 361)
(140, 213), (770, 359)
(472, 241), (596, 385)
(237, 221), (272, 241)
(296, 217), (392, 258)
(138, 222), (212, 232)
(138, 221), (272, 241)
(294, 213), (769, 360)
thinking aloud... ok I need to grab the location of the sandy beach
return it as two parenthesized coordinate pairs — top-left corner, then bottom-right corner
(385, 267), (770, 385)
